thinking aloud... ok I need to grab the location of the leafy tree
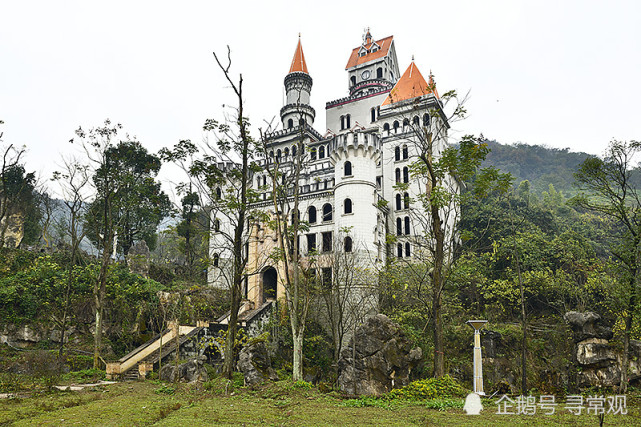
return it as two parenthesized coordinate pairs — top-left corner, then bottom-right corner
(572, 140), (641, 392)
(85, 140), (171, 257)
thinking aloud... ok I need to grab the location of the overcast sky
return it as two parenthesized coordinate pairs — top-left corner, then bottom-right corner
(2, 0), (640, 194)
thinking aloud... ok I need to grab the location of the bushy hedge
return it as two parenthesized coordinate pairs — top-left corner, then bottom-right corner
(387, 375), (469, 400)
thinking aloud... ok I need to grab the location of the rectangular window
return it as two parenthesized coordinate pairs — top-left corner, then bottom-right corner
(307, 234), (316, 253)
(322, 231), (333, 252)
(322, 267), (332, 289)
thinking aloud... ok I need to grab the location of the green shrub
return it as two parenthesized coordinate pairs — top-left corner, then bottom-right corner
(387, 375), (469, 400)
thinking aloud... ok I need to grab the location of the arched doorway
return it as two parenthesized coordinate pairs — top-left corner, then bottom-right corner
(263, 267), (277, 302)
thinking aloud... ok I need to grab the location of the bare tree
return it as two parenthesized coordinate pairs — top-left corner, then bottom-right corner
(52, 157), (91, 360)
(161, 47), (264, 380)
(0, 137), (29, 248)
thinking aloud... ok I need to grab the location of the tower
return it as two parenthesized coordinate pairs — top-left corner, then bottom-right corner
(281, 37), (315, 129)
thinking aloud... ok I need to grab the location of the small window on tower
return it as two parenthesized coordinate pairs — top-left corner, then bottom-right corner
(403, 167), (409, 183)
(395, 168), (401, 183)
(395, 194), (401, 211)
(402, 145), (408, 160)
(396, 218), (402, 235)
(404, 216), (410, 235)
(371, 108), (376, 123)
(346, 115), (351, 128)
(322, 267), (332, 288)
(383, 123), (390, 134)
(344, 161), (352, 176)
(405, 242), (411, 257)
(393, 121), (399, 133)
(344, 236), (353, 253)
(377, 67), (383, 79)
(288, 119), (294, 129)
(344, 198), (353, 214)
(397, 243), (403, 257)
(404, 192), (410, 209)
(319, 146), (325, 159)
(395, 147), (400, 161)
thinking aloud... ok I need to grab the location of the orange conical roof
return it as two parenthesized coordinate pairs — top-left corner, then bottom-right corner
(289, 37), (309, 74)
(382, 61), (438, 105)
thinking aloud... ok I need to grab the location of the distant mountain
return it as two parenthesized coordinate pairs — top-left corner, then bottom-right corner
(479, 141), (641, 195)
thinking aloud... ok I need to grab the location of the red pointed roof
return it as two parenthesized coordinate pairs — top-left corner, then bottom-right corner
(345, 35), (394, 69)
(289, 37), (309, 74)
(382, 61), (439, 105)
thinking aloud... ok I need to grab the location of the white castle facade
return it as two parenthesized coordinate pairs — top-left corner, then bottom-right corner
(209, 31), (456, 315)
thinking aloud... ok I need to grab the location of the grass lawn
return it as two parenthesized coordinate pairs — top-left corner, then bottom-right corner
(1, 379), (639, 426)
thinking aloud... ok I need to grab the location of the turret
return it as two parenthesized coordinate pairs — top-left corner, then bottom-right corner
(329, 130), (381, 257)
(281, 36), (315, 129)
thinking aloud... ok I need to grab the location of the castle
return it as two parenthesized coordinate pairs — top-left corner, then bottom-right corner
(209, 30), (456, 318)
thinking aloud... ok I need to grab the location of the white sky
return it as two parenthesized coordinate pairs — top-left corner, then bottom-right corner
(2, 0), (640, 195)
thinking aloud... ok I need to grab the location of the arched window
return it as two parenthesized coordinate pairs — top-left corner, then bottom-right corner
(269, 151), (274, 158)
(284, 147), (289, 158)
(371, 108), (376, 123)
(393, 121), (399, 133)
(288, 118), (294, 129)
(397, 243), (403, 258)
(344, 198), (353, 214)
(344, 236), (353, 253)
(383, 123), (390, 134)
(403, 167), (409, 183)
(395, 168), (401, 183)
(215, 188), (222, 200)
(310, 147), (317, 160)
(405, 242), (411, 257)
(214, 219), (220, 232)
(403, 118), (409, 130)
(299, 118), (305, 126)
(263, 176), (267, 186)
(322, 203), (333, 221)
(346, 115), (351, 128)
(403, 192), (410, 209)
(213, 253), (220, 267)
(350, 75), (356, 87)
(413, 116), (419, 126)
(308, 206), (317, 224)
(402, 145), (408, 160)
(423, 113), (430, 127)
(395, 147), (400, 161)
(344, 161), (352, 176)
(376, 67), (383, 78)
(319, 146), (325, 159)
(292, 145), (297, 157)
(256, 176), (261, 188)
(404, 217), (410, 235)
(340, 116), (345, 130)
(276, 149), (282, 161)
(396, 218), (402, 235)
(291, 209), (300, 224)
(395, 194), (402, 210)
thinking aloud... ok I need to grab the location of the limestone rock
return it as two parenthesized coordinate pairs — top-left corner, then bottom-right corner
(564, 311), (613, 343)
(237, 341), (278, 386)
(160, 357), (209, 383)
(576, 338), (616, 367)
(127, 240), (150, 278)
(337, 314), (422, 396)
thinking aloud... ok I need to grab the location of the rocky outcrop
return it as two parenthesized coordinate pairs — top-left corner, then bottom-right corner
(127, 240), (150, 278)
(237, 341), (278, 386)
(337, 314), (422, 396)
(564, 311), (641, 388)
(160, 357), (209, 383)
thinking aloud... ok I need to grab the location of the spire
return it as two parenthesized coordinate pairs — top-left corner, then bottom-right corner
(382, 61), (439, 105)
(289, 36), (309, 74)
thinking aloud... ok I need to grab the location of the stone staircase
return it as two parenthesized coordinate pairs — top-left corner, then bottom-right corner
(106, 325), (203, 380)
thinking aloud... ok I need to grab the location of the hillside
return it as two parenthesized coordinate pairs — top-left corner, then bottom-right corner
(480, 140), (592, 195)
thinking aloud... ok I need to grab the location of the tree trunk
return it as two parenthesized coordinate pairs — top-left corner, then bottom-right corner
(93, 234), (111, 369)
(222, 283), (241, 379)
(620, 311), (631, 393)
(432, 289), (444, 377)
(292, 330), (304, 382)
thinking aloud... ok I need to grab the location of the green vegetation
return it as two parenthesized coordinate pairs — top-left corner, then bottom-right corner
(1, 380), (639, 426)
